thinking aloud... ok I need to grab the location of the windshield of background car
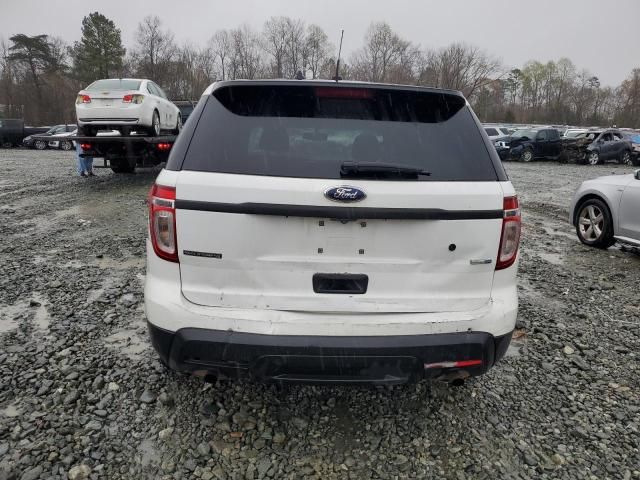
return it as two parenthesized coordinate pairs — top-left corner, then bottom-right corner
(85, 79), (141, 91)
(181, 85), (498, 181)
(179, 105), (194, 116)
(511, 129), (536, 139)
(576, 132), (599, 140)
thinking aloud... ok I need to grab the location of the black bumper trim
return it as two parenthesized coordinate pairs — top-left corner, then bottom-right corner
(148, 322), (512, 384)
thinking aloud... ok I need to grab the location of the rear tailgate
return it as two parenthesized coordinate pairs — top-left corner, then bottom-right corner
(166, 82), (510, 315)
(175, 172), (504, 313)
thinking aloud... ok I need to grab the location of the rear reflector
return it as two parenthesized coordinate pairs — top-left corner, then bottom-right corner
(156, 142), (172, 151)
(424, 359), (483, 369)
(148, 184), (178, 262)
(496, 196), (521, 270)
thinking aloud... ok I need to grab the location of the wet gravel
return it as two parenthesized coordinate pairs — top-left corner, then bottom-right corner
(0, 149), (638, 480)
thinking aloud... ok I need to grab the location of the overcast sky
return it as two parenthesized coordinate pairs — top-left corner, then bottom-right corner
(1, 0), (638, 86)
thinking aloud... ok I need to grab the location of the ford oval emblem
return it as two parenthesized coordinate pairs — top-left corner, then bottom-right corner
(324, 186), (367, 203)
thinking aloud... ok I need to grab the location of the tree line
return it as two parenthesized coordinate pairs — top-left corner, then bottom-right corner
(1, 12), (639, 128)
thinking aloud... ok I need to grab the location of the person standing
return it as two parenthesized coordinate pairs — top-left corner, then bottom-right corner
(75, 141), (95, 177)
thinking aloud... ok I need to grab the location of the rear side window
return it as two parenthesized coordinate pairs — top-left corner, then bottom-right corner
(485, 128), (499, 136)
(86, 79), (141, 91)
(182, 85), (499, 181)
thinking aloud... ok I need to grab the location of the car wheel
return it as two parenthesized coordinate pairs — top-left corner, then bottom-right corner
(149, 111), (161, 137)
(587, 151), (600, 165)
(34, 140), (47, 150)
(520, 149), (533, 162)
(620, 150), (632, 166)
(172, 115), (182, 135)
(60, 141), (73, 151)
(575, 198), (615, 249)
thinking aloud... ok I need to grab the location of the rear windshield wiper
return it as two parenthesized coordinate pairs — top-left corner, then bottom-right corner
(340, 161), (431, 178)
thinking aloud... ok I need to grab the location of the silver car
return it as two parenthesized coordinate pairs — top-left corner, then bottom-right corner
(570, 170), (640, 248)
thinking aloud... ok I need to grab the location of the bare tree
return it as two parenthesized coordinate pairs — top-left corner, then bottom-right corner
(133, 15), (177, 85)
(303, 24), (332, 79)
(420, 43), (501, 100)
(262, 17), (288, 78)
(209, 30), (231, 80)
(229, 25), (262, 80)
(283, 17), (305, 78)
(350, 22), (415, 83)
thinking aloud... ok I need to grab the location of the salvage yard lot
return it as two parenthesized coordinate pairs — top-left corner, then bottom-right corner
(0, 149), (638, 480)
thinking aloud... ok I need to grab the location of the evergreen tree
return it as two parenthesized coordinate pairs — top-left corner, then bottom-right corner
(72, 12), (125, 82)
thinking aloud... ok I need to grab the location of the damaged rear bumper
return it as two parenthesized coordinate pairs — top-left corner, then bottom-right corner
(148, 322), (512, 385)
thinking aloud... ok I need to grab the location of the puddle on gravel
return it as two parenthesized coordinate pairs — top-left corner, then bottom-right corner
(31, 293), (51, 331)
(94, 256), (144, 270)
(0, 302), (23, 333)
(138, 438), (161, 467)
(537, 252), (564, 265)
(505, 343), (523, 358)
(1, 404), (21, 418)
(543, 226), (578, 241)
(0, 295), (50, 334)
(104, 328), (148, 359)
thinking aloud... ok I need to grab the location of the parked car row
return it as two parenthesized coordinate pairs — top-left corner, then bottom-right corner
(488, 124), (640, 166)
(22, 124), (76, 150)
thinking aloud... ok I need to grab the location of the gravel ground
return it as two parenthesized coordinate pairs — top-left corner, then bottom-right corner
(0, 149), (638, 480)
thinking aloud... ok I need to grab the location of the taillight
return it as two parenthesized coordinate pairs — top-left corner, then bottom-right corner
(148, 184), (178, 262)
(496, 196), (521, 270)
(80, 143), (92, 150)
(156, 143), (172, 151)
(123, 94), (144, 104)
(76, 94), (91, 104)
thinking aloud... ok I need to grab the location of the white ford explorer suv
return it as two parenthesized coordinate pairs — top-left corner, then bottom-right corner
(145, 80), (520, 385)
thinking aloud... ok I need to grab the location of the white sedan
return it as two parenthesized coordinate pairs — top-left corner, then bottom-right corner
(75, 78), (181, 137)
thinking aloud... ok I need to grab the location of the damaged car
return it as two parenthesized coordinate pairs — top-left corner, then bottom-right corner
(495, 127), (562, 162)
(564, 129), (633, 165)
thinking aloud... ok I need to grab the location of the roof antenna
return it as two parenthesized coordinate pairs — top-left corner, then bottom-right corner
(334, 30), (344, 82)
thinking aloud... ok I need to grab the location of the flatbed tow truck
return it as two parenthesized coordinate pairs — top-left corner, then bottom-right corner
(31, 132), (177, 173)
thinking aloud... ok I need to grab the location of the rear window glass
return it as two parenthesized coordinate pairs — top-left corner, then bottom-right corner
(86, 79), (141, 91)
(182, 85), (498, 181)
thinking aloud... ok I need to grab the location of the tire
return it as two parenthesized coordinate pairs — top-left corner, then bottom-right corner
(587, 151), (600, 165)
(60, 140), (73, 151)
(34, 139), (47, 150)
(110, 159), (135, 174)
(575, 198), (615, 249)
(619, 150), (632, 166)
(148, 111), (161, 137)
(172, 115), (182, 135)
(520, 148), (533, 162)
(557, 151), (568, 164)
